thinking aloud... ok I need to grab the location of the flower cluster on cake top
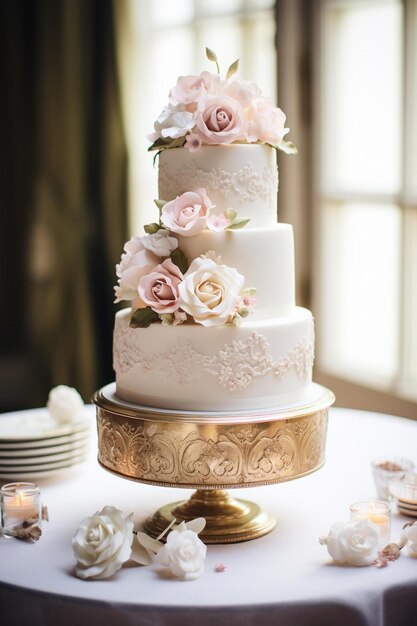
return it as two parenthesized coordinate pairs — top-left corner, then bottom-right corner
(114, 188), (256, 329)
(148, 48), (296, 155)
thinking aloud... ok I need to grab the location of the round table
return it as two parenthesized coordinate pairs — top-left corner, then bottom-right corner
(0, 406), (416, 626)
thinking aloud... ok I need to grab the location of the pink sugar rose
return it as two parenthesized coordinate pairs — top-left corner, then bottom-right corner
(223, 79), (262, 108)
(200, 71), (221, 95)
(114, 237), (159, 303)
(246, 98), (289, 145)
(138, 259), (183, 315)
(170, 75), (207, 106)
(195, 94), (245, 145)
(161, 188), (214, 237)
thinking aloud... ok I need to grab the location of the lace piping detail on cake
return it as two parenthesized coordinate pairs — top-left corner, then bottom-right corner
(113, 326), (314, 391)
(159, 161), (278, 206)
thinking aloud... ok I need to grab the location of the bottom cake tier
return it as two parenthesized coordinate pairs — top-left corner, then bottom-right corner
(113, 306), (315, 411)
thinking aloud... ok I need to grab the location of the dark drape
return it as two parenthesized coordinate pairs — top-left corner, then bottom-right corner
(0, 0), (127, 409)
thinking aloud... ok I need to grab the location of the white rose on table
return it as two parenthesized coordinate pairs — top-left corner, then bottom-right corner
(400, 522), (417, 557)
(154, 520), (207, 580)
(72, 506), (134, 580)
(319, 520), (380, 566)
(47, 385), (84, 424)
(178, 256), (244, 327)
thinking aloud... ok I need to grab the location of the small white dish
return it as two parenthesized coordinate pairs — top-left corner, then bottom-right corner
(0, 408), (91, 442)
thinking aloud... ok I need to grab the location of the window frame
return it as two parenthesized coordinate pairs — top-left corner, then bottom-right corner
(309, 0), (417, 418)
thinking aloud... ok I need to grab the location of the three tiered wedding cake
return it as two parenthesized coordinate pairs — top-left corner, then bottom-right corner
(113, 53), (315, 413)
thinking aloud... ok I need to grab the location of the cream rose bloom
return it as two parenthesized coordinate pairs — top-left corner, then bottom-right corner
(154, 521), (207, 580)
(72, 506), (134, 580)
(47, 385), (84, 424)
(319, 520), (380, 566)
(179, 256), (244, 327)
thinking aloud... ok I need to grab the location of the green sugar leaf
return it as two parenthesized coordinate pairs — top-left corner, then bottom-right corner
(227, 218), (251, 230)
(130, 307), (160, 329)
(170, 248), (189, 274)
(144, 222), (161, 234)
(226, 59), (239, 79)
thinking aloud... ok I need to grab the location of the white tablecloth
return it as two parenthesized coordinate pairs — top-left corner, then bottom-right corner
(0, 406), (416, 626)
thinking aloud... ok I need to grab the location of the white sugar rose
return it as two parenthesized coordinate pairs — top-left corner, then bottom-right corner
(195, 94), (245, 145)
(47, 385), (84, 424)
(179, 256), (244, 327)
(142, 229), (178, 257)
(72, 506), (134, 580)
(114, 236), (159, 303)
(161, 188), (214, 237)
(319, 520), (380, 566)
(154, 521), (207, 580)
(148, 103), (195, 142)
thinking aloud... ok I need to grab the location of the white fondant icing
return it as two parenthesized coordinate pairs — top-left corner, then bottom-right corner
(114, 308), (314, 411)
(177, 224), (295, 319)
(158, 144), (278, 228)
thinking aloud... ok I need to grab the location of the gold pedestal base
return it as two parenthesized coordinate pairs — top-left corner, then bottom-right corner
(93, 383), (334, 543)
(144, 489), (276, 544)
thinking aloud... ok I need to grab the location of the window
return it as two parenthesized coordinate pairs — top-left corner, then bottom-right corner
(313, 0), (417, 405)
(116, 0), (277, 233)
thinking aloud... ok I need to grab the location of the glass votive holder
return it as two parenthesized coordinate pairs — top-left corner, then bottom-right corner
(0, 483), (41, 538)
(350, 500), (391, 546)
(371, 456), (414, 500)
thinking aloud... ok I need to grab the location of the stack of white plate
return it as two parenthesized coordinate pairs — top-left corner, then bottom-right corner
(0, 409), (92, 480)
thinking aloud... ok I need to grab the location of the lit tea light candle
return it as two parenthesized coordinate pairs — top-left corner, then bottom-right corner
(1, 483), (40, 523)
(350, 500), (391, 545)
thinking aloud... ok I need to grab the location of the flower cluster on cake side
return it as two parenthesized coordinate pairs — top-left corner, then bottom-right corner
(114, 49), (295, 330)
(148, 47), (296, 155)
(114, 193), (257, 329)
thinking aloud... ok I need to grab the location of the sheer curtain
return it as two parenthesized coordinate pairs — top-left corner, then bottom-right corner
(1, 0), (127, 409)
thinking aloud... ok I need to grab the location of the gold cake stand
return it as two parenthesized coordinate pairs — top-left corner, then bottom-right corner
(93, 383), (334, 544)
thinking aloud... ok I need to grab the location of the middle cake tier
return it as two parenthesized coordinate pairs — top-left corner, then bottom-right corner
(114, 306), (314, 411)
(177, 224), (295, 319)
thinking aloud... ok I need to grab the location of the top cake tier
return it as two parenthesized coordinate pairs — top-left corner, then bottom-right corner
(158, 144), (278, 228)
